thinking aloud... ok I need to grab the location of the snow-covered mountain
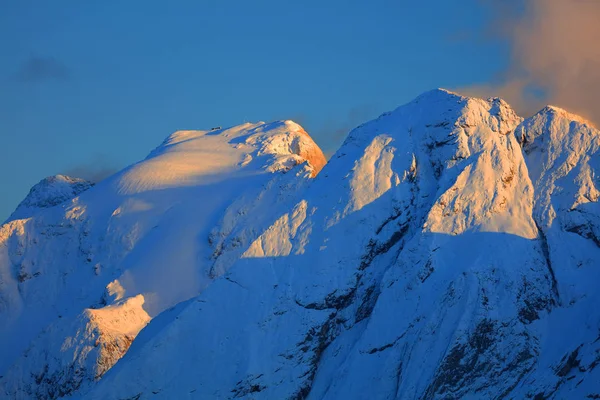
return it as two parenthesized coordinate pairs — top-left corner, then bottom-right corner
(0, 121), (325, 398)
(1, 90), (599, 399)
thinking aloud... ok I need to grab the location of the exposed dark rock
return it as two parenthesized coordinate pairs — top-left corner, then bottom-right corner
(556, 346), (582, 378)
(292, 313), (338, 400)
(231, 374), (266, 398)
(359, 222), (409, 271)
(355, 284), (378, 323)
(424, 319), (536, 399)
(565, 223), (600, 248)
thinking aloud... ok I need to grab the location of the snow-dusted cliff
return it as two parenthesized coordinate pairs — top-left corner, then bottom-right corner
(1, 90), (599, 399)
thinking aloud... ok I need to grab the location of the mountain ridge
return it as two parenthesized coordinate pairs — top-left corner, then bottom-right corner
(1, 90), (599, 399)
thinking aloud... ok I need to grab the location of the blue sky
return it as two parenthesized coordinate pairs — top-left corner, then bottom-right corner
(0, 1), (508, 220)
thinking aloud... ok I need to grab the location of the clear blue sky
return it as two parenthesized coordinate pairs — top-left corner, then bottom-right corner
(0, 1), (508, 221)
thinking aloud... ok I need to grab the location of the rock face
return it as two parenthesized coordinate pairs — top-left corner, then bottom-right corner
(1, 91), (600, 399)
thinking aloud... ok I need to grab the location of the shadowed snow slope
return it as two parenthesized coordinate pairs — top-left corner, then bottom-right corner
(2, 90), (600, 399)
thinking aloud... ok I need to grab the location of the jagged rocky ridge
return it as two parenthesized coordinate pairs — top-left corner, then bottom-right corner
(1, 90), (599, 399)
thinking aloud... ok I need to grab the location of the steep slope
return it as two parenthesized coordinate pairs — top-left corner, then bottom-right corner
(86, 89), (589, 399)
(0, 121), (325, 399)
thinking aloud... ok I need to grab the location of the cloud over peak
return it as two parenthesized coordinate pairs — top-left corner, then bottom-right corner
(15, 56), (71, 83)
(460, 0), (600, 124)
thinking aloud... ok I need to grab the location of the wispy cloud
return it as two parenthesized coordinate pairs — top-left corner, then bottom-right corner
(458, 0), (600, 124)
(315, 105), (376, 158)
(62, 155), (120, 184)
(287, 105), (375, 158)
(15, 56), (71, 83)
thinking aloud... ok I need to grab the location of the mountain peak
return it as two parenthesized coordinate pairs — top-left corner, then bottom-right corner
(125, 121), (326, 195)
(517, 103), (598, 152)
(534, 104), (594, 127)
(515, 102), (600, 228)
(410, 88), (465, 104)
(398, 89), (518, 123)
(6, 175), (93, 222)
(429, 87), (462, 96)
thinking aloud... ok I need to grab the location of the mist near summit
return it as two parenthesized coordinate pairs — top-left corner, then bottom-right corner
(460, 0), (600, 125)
